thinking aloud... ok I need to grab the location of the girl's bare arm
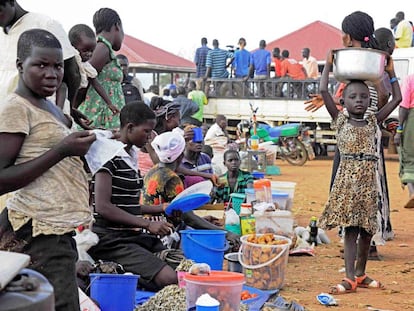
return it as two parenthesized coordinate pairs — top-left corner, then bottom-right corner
(320, 50), (339, 120)
(376, 58), (402, 123)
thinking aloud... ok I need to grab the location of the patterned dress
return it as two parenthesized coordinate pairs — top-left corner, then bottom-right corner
(79, 36), (125, 130)
(142, 164), (185, 205)
(319, 113), (379, 235)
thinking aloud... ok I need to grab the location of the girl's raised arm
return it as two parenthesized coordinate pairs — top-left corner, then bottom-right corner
(320, 50), (339, 120)
(376, 57), (402, 123)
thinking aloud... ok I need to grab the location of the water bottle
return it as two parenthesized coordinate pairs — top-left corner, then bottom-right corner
(308, 216), (318, 246)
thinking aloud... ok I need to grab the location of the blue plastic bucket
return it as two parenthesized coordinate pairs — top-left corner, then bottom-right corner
(180, 230), (228, 270)
(89, 273), (139, 311)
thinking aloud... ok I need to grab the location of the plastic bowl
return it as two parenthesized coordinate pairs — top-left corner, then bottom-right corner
(333, 48), (387, 82)
(184, 271), (245, 310)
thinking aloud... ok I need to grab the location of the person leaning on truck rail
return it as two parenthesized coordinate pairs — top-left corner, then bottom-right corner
(245, 39), (271, 97)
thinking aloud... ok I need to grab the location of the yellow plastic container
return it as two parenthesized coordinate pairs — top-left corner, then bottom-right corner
(240, 215), (256, 235)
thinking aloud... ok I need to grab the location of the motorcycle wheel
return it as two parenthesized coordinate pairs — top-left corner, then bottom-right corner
(284, 138), (308, 166)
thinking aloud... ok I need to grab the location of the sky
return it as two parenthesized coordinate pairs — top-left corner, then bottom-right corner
(19, 0), (414, 61)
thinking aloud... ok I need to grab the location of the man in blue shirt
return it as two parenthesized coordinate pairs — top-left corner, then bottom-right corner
(247, 40), (271, 97)
(194, 37), (211, 78)
(232, 38), (250, 78)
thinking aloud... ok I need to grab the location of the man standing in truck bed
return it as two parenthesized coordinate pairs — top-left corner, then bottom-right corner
(204, 39), (233, 79)
(246, 40), (271, 97)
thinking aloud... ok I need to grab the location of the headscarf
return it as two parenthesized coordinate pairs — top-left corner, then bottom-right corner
(151, 131), (185, 163)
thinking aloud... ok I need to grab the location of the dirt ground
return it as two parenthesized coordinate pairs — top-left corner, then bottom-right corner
(268, 153), (414, 311)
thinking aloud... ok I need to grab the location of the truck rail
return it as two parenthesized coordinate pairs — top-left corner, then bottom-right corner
(202, 77), (338, 147)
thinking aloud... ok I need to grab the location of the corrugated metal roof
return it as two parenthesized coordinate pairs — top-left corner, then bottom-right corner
(117, 34), (196, 73)
(265, 21), (343, 61)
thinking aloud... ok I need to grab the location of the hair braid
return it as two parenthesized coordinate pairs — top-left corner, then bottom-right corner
(93, 8), (122, 34)
(342, 11), (379, 49)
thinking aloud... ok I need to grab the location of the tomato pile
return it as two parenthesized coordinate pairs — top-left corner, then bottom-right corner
(241, 289), (258, 300)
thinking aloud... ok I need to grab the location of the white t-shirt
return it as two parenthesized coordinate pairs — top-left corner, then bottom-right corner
(204, 123), (225, 141)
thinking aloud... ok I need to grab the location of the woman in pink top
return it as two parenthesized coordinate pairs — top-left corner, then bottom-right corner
(394, 74), (414, 208)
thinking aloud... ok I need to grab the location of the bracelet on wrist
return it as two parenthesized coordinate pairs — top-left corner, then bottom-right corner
(397, 125), (403, 130)
(390, 77), (398, 84)
(396, 129), (403, 134)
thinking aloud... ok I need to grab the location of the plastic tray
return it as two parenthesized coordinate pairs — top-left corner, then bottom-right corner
(165, 193), (210, 216)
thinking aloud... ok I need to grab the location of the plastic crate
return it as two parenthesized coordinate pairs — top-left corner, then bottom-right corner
(229, 193), (246, 215)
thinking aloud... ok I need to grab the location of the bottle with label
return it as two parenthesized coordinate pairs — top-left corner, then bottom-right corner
(307, 216), (318, 246)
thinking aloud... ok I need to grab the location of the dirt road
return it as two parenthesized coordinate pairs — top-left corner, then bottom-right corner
(271, 156), (414, 311)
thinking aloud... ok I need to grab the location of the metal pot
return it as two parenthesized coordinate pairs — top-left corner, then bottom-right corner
(333, 48), (387, 82)
(224, 252), (242, 273)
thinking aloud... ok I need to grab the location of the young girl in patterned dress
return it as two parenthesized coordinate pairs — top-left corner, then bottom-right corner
(318, 50), (401, 295)
(78, 8), (125, 130)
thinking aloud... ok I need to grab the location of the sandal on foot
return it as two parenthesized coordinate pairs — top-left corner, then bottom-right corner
(329, 278), (357, 295)
(355, 274), (384, 289)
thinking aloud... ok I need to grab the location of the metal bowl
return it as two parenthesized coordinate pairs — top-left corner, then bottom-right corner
(333, 48), (387, 82)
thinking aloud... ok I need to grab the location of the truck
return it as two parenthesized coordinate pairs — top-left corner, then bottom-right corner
(202, 47), (414, 156)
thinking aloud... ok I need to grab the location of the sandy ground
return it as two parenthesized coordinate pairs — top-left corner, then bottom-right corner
(268, 154), (414, 311)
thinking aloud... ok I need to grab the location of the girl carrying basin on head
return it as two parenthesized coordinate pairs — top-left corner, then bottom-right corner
(318, 42), (401, 294)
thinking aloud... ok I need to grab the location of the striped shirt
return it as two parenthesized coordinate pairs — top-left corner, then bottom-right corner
(181, 152), (213, 174)
(194, 45), (211, 78)
(206, 48), (233, 78)
(213, 169), (254, 203)
(92, 147), (143, 229)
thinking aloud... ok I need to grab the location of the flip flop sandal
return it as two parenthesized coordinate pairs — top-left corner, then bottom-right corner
(329, 277), (357, 295)
(355, 274), (384, 289)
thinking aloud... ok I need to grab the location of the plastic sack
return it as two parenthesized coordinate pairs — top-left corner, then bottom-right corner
(73, 229), (99, 263)
(225, 208), (240, 226)
(84, 130), (126, 175)
(79, 287), (101, 311)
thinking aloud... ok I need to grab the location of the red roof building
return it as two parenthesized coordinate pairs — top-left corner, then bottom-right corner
(265, 21), (343, 61)
(118, 34), (195, 74)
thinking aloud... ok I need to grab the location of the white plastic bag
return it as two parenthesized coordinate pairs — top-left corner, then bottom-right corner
(79, 287), (100, 311)
(225, 208), (240, 226)
(73, 229), (99, 263)
(84, 130), (126, 175)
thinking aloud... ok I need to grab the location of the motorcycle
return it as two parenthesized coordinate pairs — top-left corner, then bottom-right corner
(256, 123), (311, 166)
(237, 120), (312, 166)
(237, 103), (312, 166)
